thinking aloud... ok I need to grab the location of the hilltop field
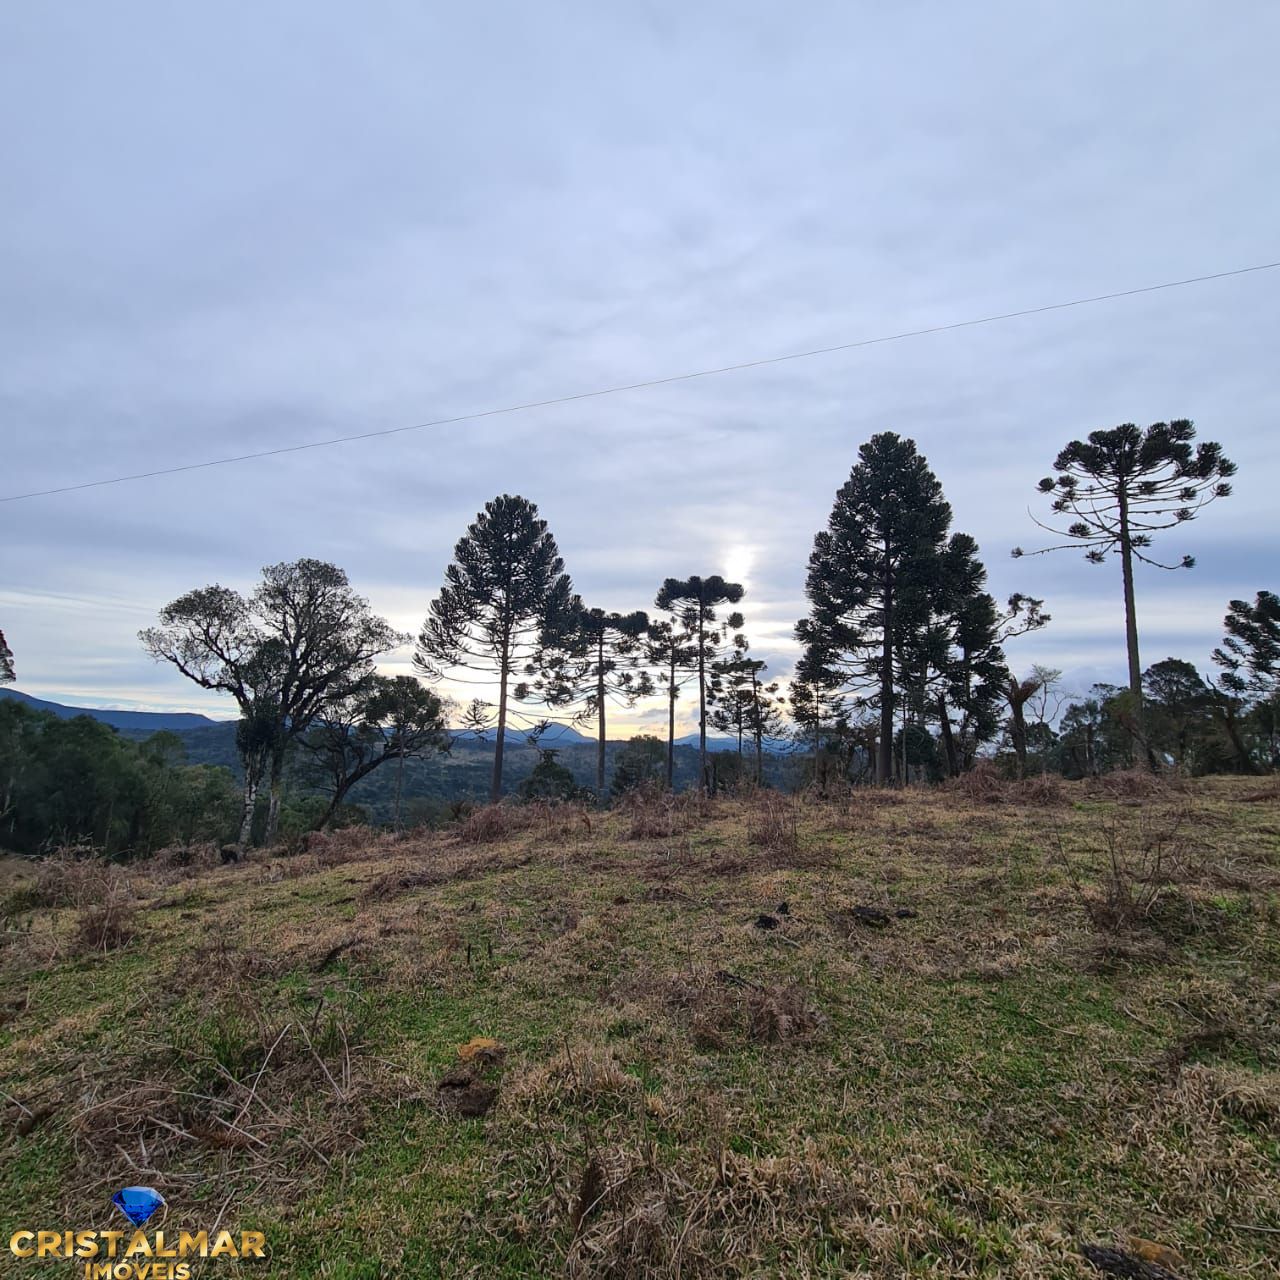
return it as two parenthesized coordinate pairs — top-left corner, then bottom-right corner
(2, 775), (1279, 1279)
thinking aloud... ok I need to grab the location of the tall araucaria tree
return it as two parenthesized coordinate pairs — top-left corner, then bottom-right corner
(1014, 420), (1234, 747)
(0, 629), (13, 685)
(414, 495), (575, 803)
(797, 432), (954, 784)
(141, 560), (404, 846)
(654, 575), (744, 792)
(645, 617), (698, 789)
(529, 604), (653, 796)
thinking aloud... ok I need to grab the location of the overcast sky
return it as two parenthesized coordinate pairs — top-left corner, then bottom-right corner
(2, 3), (1277, 734)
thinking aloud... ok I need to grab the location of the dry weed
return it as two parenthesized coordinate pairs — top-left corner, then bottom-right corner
(746, 791), (799, 855)
(1056, 810), (1201, 934)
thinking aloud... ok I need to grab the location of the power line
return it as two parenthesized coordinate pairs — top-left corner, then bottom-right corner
(4, 259), (1277, 504)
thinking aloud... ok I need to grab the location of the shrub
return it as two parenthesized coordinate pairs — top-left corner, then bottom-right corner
(1056, 810), (1198, 933)
(75, 897), (136, 952)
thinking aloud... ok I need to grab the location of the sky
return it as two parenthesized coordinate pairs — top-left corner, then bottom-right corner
(2, 3), (1278, 736)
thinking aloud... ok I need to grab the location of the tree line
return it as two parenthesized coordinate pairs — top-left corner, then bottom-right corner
(3, 417), (1274, 856)
(130, 417), (1280, 833)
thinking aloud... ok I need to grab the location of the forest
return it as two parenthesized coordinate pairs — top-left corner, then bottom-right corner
(1, 420), (1276, 860)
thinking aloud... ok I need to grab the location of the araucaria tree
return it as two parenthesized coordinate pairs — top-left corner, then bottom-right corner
(654, 576), (744, 791)
(1212, 590), (1280, 770)
(709, 635), (784, 784)
(141, 560), (403, 846)
(414, 495), (575, 803)
(797, 433), (954, 784)
(0, 629), (13, 684)
(645, 618), (698, 789)
(1015, 420), (1234, 738)
(531, 604), (652, 796)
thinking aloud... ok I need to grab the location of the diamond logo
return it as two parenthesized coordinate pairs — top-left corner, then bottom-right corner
(112, 1186), (165, 1227)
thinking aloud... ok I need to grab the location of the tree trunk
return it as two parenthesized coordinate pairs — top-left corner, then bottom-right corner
(878, 569), (894, 784)
(1116, 486), (1157, 770)
(697, 617), (708, 792)
(237, 770), (258, 848)
(264, 748), (286, 844)
(666, 650), (676, 790)
(394, 747), (405, 831)
(596, 636), (607, 796)
(937, 693), (960, 777)
(1010, 698), (1028, 779)
(492, 648), (510, 805)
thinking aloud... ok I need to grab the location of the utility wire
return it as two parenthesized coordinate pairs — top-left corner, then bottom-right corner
(4, 259), (1276, 504)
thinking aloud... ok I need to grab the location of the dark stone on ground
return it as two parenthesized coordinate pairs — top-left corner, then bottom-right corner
(1081, 1243), (1182, 1280)
(754, 914), (779, 930)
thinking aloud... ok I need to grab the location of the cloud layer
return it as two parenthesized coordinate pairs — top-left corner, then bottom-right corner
(3, 3), (1277, 727)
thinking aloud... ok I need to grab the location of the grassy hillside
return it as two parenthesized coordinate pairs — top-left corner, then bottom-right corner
(3, 777), (1278, 1277)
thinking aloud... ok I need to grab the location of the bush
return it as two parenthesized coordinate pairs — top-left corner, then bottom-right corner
(75, 897), (137, 952)
(1056, 810), (1198, 933)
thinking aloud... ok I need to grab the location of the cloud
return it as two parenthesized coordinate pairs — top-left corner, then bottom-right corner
(2, 3), (1278, 735)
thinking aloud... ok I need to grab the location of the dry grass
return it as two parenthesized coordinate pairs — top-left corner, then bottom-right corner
(944, 761), (1068, 806)
(746, 790), (800, 855)
(2, 777), (1278, 1277)
(1055, 808), (1203, 934)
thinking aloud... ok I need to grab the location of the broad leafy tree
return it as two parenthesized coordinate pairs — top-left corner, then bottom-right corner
(1142, 658), (1212, 772)
(414, 495), (575, 802)
(141, 559), (402, 845)
(0, 699), (240, 855)
(798, 433), (954, 784)
(1015, 420), (1234, 742)
(299, 675), (450, 830)
(610, 734), (666, 796)
(654, 575), (745, 791)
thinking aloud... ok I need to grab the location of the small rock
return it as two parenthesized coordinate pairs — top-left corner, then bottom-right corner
(776, 901), (790, 916)
(15, 1106), (55, 1137)
(894, 907), (918, 919)
(754, 914), (779, 930)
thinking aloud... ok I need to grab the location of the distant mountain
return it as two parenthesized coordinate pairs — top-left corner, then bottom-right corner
(0, 688), (227, 733)
(463, 722), (595, 747)
(673, 731), (742, 752)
